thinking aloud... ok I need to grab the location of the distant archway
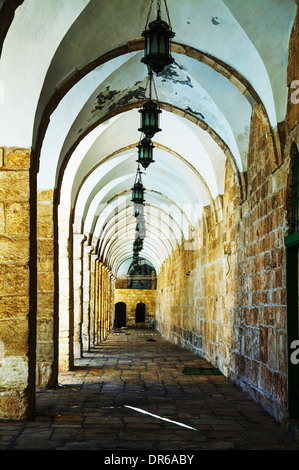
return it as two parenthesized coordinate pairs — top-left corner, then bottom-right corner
(115, 302), (126, 328)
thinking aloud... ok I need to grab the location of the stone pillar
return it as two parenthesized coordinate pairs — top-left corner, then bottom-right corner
(82, 240), (93, 352)
(94, 258), (101, 345)
(58, 204), (72, 371)
(0, 147), (35, 420)
(89, 253), (97, 347)
(73, 232), (85, 359)
(36, 190), (57, 389)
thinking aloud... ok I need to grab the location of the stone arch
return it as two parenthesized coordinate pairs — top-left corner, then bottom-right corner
(31, 38), (263, 175)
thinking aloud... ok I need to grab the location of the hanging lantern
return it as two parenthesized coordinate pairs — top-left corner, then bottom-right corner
(137, 137), (155, 169)
(134, 236), (144, 251)
(138, 100), (161, 139)
(133, 203), (144, 219)
(141, 0), (175, 75)
(133, 253), (139, 264)
(131, 166), (145, 205)
(136, 218), (146, 240)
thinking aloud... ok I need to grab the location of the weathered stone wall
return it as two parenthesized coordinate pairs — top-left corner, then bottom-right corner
(156, 104), (293, 421)
(0, 147), (35, 419)
(114, 289), (156, 327)
(156, 8), (299, 423)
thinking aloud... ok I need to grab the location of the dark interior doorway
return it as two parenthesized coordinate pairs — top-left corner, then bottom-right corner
(115, 302), (126, 328)
(135, 302), (145, 323)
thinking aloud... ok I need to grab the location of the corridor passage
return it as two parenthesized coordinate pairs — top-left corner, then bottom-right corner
(1, 329), (299, 451)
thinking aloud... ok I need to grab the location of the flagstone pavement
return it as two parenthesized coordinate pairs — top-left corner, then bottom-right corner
(1, 328), (299, 451)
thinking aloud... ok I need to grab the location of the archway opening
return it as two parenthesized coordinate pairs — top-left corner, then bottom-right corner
(135, 302), (146, 324)
(115, 302), (127, 328)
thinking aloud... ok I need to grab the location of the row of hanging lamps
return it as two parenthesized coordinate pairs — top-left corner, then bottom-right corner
(130, 0), (175, 266)
(141, 0), (175, 75)
(131, 165), (146, 263)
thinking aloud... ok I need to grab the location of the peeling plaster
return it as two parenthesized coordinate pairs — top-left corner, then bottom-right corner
(211, 16), (222, 26)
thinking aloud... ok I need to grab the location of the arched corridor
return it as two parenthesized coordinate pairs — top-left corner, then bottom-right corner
(0, 0), (299, 451)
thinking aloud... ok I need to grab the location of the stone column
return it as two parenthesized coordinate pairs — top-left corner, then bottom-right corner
(36, 190), (57, 389)
(99, 262), (104, 343)
(58, 204), (73, 371)
(94, 258), (101, 345)
(89, 253), (97, 347)
(73, 232), (85, 359)
(0, 147), (35, 420)
(82, 240), (93, 352)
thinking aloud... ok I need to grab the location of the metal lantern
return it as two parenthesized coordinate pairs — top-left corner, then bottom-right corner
(134, 236), (144, 251)
(131, 167), (145, 205)
(133, 203), (144, 219)
(137, 137), (155, 169)
(138, 100), (161, 139)
(136, 218), (146, 240)
(141, 1), (175, 75)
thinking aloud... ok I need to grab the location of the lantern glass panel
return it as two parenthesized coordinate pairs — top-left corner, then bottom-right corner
(151, 33), (159, 53)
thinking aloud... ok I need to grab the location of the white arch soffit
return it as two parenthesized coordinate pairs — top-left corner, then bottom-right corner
(102, 222), (174, 267)
(71, 109), (224, 222)
(38, 53), (140, 191)
(107, 233), (167, 274)
(0, 0), (91, 147)
(91, 192), (189, 242)
(28, 0), (294, 151)
(75, 146), (209, 233)
(0, 0), (295, 148)
(69, 114), (141, 205)
(97, 204), (183, 252)
(221, 0), (297, 124)
(106, 232), (164, 268)
(78, 150), (206, 236)
(75, 152), (136, 222)
(60, 117), (122, 207)
(59, 50), (243, 180)
(93, 190), (193, 240)
(85, 167), (203, 239)
(99, 210), (178, 261)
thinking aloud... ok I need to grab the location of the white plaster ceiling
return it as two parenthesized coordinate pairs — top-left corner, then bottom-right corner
(0, 0), (296, 275)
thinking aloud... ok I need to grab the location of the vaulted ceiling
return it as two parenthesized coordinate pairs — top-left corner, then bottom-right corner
(0, 0), (296, 274)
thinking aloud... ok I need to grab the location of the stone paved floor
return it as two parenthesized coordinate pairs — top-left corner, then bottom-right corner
(1, 328), (299, 451)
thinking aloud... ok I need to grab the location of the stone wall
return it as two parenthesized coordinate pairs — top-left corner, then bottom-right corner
(156, 103), (292, 421)
(114, 289), (156, 327)
(156, 9), (299, 422)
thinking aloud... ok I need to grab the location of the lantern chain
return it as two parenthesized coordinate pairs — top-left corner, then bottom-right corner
(145, 0), (172, 29)
(163, 0), (172, 29)
(145, 0), (155, 28)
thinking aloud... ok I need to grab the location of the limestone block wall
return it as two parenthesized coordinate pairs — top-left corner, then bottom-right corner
(0, 147), (35, 420)
(156, 103), (294, 421)
(156, 12), (299, 422)
(114, 289), (156, 327)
